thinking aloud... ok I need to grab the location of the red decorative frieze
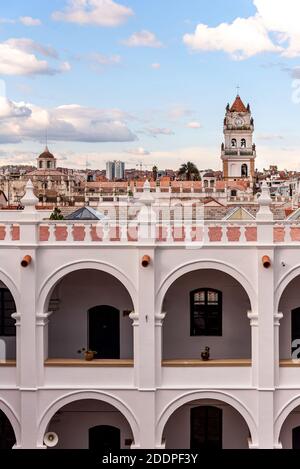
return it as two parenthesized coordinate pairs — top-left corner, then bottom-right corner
(208, 226), (223, 242)
(191, 226), (204, 242)
(245, 226), (257, 242)
(273, 226), (285, 243)
(39, 225), (50, 242)
(90, 225), (103, 241)
(290, 226), (300, 242)
(0, 225), (6, 241)
(172, 226), (185, 242)
(72, 225), (85, 242)
(227, 226), (241, 242)
(55, 225), (68, 242)
(11, 225), (20, 241)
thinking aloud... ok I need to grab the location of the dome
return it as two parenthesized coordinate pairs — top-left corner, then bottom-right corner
(38, 146), (55, 159)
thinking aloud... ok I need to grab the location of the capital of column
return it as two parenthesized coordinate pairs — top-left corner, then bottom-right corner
(247, 310), (258, 327)
(155, 312), (166, 327)
(11, 312), (21, 326)
(129, 311), (139, 326)
(36, 311), (53, 327)
(274, 312), (283, 327)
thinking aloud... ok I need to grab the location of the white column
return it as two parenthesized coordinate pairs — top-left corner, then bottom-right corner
(155, 312), (166, 386)
(247, 310), (258, 387)
(274, 312), (283, 387)
(36, 312), (52, 387)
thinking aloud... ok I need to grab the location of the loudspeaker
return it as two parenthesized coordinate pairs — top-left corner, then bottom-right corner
(43, 432), (59, 448)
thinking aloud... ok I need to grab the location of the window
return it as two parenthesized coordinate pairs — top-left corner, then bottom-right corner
(39, 161), (43, 169)
(231, 139), (237, 147)
(47, 161), (51, 169)
(191, 406), (222, 449)
(241, 138), (246, 148)
(241, 164), (248, 177)
(0, 289), (16, 337)
(190, 288), (222, 336)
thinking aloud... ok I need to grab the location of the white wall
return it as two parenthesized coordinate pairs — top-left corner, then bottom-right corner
(48, 269), (134, 359)
(48, 400), (134, 449)
(163, 401), (250, 449)
(163, 270), (251, 359)
(279, 276), (300, 359)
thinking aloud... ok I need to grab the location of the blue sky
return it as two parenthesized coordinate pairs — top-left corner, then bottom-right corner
(0, 0), (300, 170)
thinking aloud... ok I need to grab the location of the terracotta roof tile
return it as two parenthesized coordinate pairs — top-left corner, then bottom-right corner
(230, 95), (247, 113)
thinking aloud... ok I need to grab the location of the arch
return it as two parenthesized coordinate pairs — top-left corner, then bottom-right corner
(37, 260), (137, 314)
(37, 391), (140, 447)
(156, 391), (258, 447)
(275, 266), (300, 314)
(241, 139), (246, 148)
(156, 260), (256, 314)
(231, 139), (237, 148)
(0, 269), (19, 313)
(274, 396), (300, 445)
(0, 399), (21, 447)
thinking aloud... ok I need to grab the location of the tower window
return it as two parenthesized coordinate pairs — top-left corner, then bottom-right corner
(39, 161), (43, 169)
(241, 139), (246, 148)
(47, 161), (51, 169)
(190, 288), (222, 336)
(241, 164), (248, 177)
(231, 139), (237, 148)
(0, 289), (16, 337)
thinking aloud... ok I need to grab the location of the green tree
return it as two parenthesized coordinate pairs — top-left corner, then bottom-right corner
(50, 207), (64, 220)
(178, 162), (200, 181)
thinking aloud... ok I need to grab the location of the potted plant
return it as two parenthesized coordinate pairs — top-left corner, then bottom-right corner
(77, 348), (97, 361)
(201, 346), (210, 361)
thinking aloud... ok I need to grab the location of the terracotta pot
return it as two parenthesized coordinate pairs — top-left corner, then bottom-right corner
(84, 351), (95, 361)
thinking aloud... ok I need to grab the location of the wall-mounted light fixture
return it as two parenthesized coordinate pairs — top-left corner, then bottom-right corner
(262, 255), (271, 269)
(142, 255), (151, 268)
(21, 255), (32, 268)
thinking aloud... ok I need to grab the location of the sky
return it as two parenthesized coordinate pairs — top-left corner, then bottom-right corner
(0, 0), (300, 171)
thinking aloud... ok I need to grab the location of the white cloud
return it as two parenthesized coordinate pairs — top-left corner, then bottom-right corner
(122, 30), (163, 48)
(0, 39), (69, 76)
(141, 127), (174, 137)
(183, 15), (280, 60)
(0, 99), (136, 144)
(52, 0), (134, 27)
(168, 105), (195, 120)
(126, 147), (150, 156)
(151, 63), (161, 69)
(19, 16), (42, 26)
(183, 0), (300, 59)
(186, 121), (202, 129)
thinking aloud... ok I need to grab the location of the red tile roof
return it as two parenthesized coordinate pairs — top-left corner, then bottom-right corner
(230, 95), (247, 113)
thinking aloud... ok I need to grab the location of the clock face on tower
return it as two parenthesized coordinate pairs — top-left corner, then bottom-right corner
(235, 117), (244, 127)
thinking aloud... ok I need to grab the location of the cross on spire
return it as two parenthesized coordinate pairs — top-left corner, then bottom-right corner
(236, 84), (240, 96)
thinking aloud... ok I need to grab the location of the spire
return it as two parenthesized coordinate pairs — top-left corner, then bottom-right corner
(230, 95), (247, 113)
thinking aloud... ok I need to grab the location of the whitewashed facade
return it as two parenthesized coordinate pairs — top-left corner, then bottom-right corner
(0, 180), (300, 449)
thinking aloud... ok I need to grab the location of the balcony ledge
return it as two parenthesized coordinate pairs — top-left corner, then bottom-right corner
(162, 359), (251, 367)
(45, 359), (134, 367)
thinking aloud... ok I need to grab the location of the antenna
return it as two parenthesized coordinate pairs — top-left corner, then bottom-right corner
(45, 128), (48, 149)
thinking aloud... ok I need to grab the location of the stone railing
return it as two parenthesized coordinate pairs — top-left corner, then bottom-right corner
(0, 220), (300, 245)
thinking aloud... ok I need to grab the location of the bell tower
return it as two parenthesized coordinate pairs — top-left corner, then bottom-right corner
(221, 95), (256, 180)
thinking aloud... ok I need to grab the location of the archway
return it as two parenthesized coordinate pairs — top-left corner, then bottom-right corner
(46, 269), (134, 360)
(0, 409), (17, 449)
(278, 274), (300, 360)
(276, 401), (300, 449)
(158, 392), (257, 449)
(0, 279), (17, 361)
(38, 392), (139, 449)
(162, 268), (252, 360)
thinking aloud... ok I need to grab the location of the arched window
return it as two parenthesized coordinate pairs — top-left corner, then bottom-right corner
(241, 164), (248, 177)
(204, 180), (209, 189)
(231, 139), (237, 148)
(0, 289), (16, 337)
(47, 161), (51, 169)
(231, 190), (237, 197)
(39, 161), (43, 169)
(241, 139), (246, 148)
(190, 289), (222, 336)
(210, 180), (215, 188)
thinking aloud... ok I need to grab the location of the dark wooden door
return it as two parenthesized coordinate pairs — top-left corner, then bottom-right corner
(0, 411), (16, 449)
(190, 406), (222, 449)
(89, 425), (120, 451)
(293, 426), (300, 449)
(292, 308), (300, 356)
(89, 306), (120, 359)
